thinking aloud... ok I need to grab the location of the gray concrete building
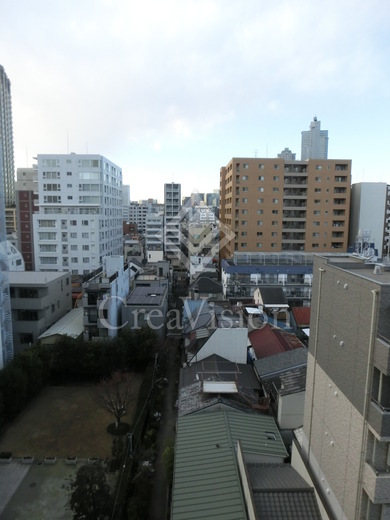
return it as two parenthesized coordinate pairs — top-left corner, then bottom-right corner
(300, 254), (390, 519)
(9, 271), (72, 354)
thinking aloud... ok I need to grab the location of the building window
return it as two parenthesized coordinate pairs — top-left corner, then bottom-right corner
(241, 220), (247, 226)
(242, 187), (248, 192)
(313, 221), (320, 226)
(314, 210), (320, 215)
(70, 220), (77, 226)
(273, 176), (279, 181)
(83, 257), (90, 263)
(241, 209), (248, 215)
(313, 232), (319, 237)
(67, 171), (72, 176)
(258, 187), (264, 192)
(20, 333), (34, 344)
(257, 232), (263, 236)
(273, 199), (278, 204)
(241, 232), (247, 236)
(257, 221), (263, 226)
(272, 210), (278, 214)
(242, 198), (248, 203)
(272, 221), (278, 225)
(82, 245), (89, 251)
(273, 187), (279, 192)
(256, 243), (262, 248)
(315, 176), (322, 181)
(272, 232), (277, 236)
(257, 209), (263, 215)
(71, 257), (78, 263)
(241, 243), (247, 247)
(71, 245), (78, 251)
(258, 175), (264, 181)
(315, 165), (322, 170)
(243, 164), (249, 169)
(242, 175), (248, 180)
(271, 243), (277, 248)
(82, 220), (88, 226)
(315, 188), (321, 192)
(82, 232), (89, 238)
(257, 198), (264, 203)
(312, 243), (319, 248)
(259, 164), (265, 170)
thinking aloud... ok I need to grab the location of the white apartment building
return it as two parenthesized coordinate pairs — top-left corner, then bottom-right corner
(145, 212), (164, 262)
(164, 182), (181, 261)
(349, 182), (388, 256)
(122, 184), (130, 222)
(128, 199), (162, 234)
(33, 154), (123, 275)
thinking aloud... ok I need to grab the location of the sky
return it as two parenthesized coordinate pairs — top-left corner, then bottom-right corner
(1, 0), (390, 202)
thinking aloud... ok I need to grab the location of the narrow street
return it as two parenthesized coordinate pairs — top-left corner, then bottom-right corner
(148, 272), (186, 519)
(148, 334), (180, 520)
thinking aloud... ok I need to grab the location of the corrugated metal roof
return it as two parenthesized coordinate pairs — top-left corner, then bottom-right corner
(253, 348), (308, 378)
(38, 307), (83, 340)
(172, 410), (288, 520)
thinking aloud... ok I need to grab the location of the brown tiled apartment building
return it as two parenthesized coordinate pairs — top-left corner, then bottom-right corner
(219, 158), (351, 258)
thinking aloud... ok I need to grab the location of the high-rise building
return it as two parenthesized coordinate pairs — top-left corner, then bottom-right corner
(164, 182), (181, 261)
(0, 146), (13, 367)
(0, 65), (15, 208)
(219, 157), (351, 258)
(301, 117), (329, 160)
(15, 166), (38, 270)
(122, 184), (130, 222)
(278, 147), (296, 161)
(128, 199), (162, 234)
(300, 254), (390, 519)
(33, 154), (123, 275)
(349, 182), (388, 257)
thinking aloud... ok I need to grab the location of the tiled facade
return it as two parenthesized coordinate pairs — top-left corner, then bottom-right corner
(302, 255), (390, 519)
(220, 158), (351, 258)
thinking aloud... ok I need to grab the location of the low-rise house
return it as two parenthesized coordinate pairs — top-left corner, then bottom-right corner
(171, 409), (289, 519)
(182, 300), (248, 365)
(177, 354), (268, 416)
(82, 256), (131, 341)
(9, 270), (72, 353)
(188, 271), (222, 300)
(38, 307), (84, 347)
(122, 285), (168, 340)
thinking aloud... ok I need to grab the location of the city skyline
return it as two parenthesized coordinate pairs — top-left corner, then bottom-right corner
(1, 0), (390, 201)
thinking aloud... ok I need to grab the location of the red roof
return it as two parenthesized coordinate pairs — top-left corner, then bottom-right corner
(249, 324), (304, 359)
(292, 307), (311, 327)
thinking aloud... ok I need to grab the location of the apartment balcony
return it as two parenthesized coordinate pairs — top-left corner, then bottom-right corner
(282, 222), (306, 231)
(363, 460), (390, 504)
(283, 201), (307, 209)
(282, 232), (306, 241)
(283, 189), (307, 198)
(284, 166), (308, 174)
(374, 335), (390, 375)
(283, 176), (308, 187)
(283, 211), (306, 220)
(368, 399), (390, 438)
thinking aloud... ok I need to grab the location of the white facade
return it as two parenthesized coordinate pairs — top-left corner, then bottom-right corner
(301, 117), (328, 160)
(164, 182), (181, 259)
(6, 240), (24, 271)
(145, 212), (164, 262)
(33, 154), (123, 275)
(122, 184), (130, 222)
(349, 182), (388, 255)
(128, 199), (162, 234)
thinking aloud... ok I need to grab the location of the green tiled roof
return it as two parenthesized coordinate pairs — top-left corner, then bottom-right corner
(171, 410), (287, 519)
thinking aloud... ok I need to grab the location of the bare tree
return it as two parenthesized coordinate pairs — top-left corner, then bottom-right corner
(94, 371), (136, 429)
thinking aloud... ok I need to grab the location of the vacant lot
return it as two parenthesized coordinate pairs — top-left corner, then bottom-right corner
(0, 378), (143, 459)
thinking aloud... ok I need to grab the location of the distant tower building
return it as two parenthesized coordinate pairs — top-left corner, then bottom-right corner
(301, 117), (329, 160)
(278, 147), (296, 161)
(0, 65), (15, 208)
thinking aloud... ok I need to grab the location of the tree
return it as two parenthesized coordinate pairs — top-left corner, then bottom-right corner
(67, 463), (112, 520)
(94, 371), (136, 430)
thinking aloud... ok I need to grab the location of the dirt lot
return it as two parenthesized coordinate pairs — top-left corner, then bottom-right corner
(0, 379), (143, 519)
(0, 379), (143, 459)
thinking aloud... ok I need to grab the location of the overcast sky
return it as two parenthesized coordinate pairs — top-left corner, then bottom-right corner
(1, 0), (390, 201)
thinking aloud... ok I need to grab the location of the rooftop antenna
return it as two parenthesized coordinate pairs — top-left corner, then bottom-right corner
(67, 129), (69, 154)
(254, 149), (258, 158)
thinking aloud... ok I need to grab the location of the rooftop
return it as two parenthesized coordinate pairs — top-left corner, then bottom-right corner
(126, 285), (166, 306)
(8, 271), (69, 286)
